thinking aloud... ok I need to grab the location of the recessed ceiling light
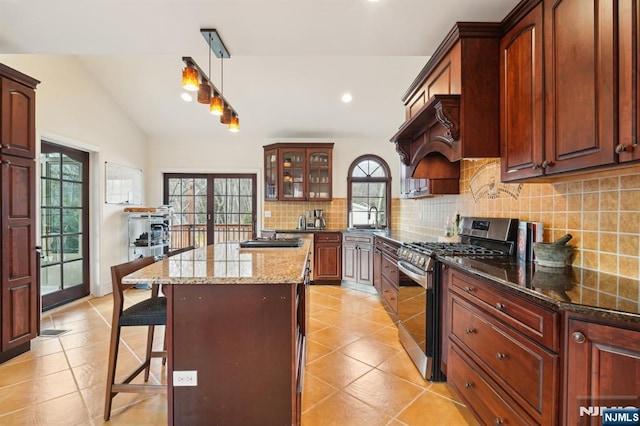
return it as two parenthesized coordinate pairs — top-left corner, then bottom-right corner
(341, 93), (353, 103)
(181, 92), (193, 102)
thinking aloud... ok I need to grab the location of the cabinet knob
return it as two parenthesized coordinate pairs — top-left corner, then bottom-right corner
(541, 160), (554, 169)
(615, 144), (627, 154)
(463, 381), (473, 388)
(572, 331), (586, 344)
(465, 328), (476, 334)
(1, 160), (11, 166)
(0, 144), (10, 150)
(495, 302), (505, 310)
(494, 418), (504, 425)
(533, 163), (541, 170)
(464, 286), (474, 293)
(496, 353), (506, 360)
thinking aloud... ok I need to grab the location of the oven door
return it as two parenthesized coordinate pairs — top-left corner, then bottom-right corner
(396, 259), (444, 381)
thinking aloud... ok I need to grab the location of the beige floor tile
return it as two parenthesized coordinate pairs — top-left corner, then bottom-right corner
(302, 372), (337, 412)
(344, 368), (425, 417)
(0, 351), (69, 388)
(302, 390), (393, 426)
(309, 324), (365, 349)
(0, 392), (91, 426)
(377, 351), (430, 387)
(306, 339), (334, 363)
(397, 390), (479, 425)
(307, 351), (373, 388)
(339, 336), (402, 367)
(0, 370), (78, 416)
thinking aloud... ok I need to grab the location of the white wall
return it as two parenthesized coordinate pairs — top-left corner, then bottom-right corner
(0, 55), (148, 296)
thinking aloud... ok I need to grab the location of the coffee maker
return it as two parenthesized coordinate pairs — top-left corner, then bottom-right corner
(313, 209), (326, 229)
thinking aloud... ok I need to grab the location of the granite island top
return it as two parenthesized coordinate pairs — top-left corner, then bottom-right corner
(122, 241), (311, 285)
(440, 255), (640, 324)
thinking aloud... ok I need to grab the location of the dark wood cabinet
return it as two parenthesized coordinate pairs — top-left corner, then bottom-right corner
(313, 232), (341, 283)
(342, 233), (373, 289)
(373, 236), (401, 317)
(448, 267), (560, 425)
(500, 2), (545, 181)
(563, 315), (640, 425)
(263, 143), (333, 201)
(618, 0), (640, 163)
(0, 64), (38, 364)
(543, 0), (616, 176)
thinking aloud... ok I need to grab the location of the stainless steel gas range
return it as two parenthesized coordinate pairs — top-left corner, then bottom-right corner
(396, 217), (519, 382)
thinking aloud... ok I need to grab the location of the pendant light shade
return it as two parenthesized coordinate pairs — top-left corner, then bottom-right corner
(220, 106), (232, 124)
(228, 115), (239, 132)
(182, 65), (199, 91)
(197, 82), (212, 104)
(210, 95), (224, 115)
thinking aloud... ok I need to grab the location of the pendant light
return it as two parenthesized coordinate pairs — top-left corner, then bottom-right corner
(181, 63), (199, 92)
(181, 29), (239, 131)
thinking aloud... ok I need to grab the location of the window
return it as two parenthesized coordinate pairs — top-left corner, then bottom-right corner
(347, 155), (391, 228)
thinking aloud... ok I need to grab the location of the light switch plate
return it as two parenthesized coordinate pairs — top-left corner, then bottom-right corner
(264, 211), (272, 217)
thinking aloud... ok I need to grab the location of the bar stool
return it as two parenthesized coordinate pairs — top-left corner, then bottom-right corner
(104, 256), (167, 421)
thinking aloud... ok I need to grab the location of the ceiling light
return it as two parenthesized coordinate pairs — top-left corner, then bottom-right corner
(181, 29), (239, 129)
(341, 93), (353, 103)
(228, 114), (239, 132)
(181, 63), (199, 91)
(181, 92), (193, 102)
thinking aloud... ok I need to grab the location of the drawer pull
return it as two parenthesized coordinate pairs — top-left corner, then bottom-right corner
(496, 353), (506, 360)
(464, 286), (474, 293)
(572, 331), (586, 344)
(494, 418), (504, 425)
(463, 381), (473, 388)
(495, 302), (505, 310)
(1, 160), (11, 166)
(465, 328), (476, 334)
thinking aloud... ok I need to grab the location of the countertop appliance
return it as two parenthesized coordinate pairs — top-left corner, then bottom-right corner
(396, 217), (518, 382)
(313, 209), (326, 229)
(239, 238), (302, 248)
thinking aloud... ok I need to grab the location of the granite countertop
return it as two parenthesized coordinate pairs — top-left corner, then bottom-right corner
(440, 255), (640, 323)
(122, 241), (311, 285)
(264, 228), (346, 234)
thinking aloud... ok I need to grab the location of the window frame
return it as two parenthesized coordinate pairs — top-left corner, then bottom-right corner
(347, 154), (392, 229)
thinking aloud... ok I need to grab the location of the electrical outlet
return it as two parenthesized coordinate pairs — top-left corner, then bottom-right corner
(173, 370), (198, 387)
(264, 210), (272, 218)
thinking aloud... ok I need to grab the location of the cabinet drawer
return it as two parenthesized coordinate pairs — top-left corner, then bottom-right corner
(450, 270), (559, 350)
(315, 232), (341, 243)
(343, 234), (373, 244)
(381, 276), (398, 315)
(450, 295), (558, 423)
(449, 343), (536, 426)
(381, 253), (398, 283)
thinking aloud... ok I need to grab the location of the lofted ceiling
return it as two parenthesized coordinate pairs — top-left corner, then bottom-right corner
(0, 0), (520, 140)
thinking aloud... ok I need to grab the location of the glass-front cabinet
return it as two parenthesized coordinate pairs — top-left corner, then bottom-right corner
(263, 143), (333, 201)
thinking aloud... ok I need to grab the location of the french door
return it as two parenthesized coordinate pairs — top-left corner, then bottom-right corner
(40, 142), (90, 310)
(163, 174), (257, 248)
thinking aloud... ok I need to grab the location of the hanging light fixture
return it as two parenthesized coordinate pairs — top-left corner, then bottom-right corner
(181, 29), (239, 131)
(181, 61), (199, 91)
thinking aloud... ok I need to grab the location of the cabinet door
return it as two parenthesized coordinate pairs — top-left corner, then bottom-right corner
(565, 318), (640, 425)
(543, 0), (615, 175)
(357, 244), (373, 285)
(342, 243), (357, 282)
(618, 0), (640, 163)
(0, 77), (36, 159)
(1, 155), (37, 351)
(279, 148), (306, 200)
(500, 3), (544, 181)
(314, 242), (341, 282)
(264, 148), (278, 200)
(307, 148), (332, 201)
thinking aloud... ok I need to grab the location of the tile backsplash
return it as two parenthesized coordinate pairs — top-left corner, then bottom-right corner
(261, 159), (640, 279)
(395, 159), (640, 280)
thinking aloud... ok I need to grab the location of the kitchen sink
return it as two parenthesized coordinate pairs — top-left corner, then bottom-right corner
(346, 226), (387, 233)
(239, 238), (302, 248)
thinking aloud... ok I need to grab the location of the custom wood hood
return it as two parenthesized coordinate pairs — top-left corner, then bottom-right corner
(390, 22), (500, 193)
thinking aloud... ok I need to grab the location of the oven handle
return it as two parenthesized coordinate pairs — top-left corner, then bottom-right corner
(397, 260), (432, 289)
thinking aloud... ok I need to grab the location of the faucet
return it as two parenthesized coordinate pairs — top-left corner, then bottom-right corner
(368, 206), (379, 229)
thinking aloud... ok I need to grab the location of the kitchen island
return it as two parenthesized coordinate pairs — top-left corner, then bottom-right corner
(122, 241), (311, 426)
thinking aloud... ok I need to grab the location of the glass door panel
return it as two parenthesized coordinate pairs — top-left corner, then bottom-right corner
(308, 150), (330, 199)
(281, 149), (305, 199)
(264, 149), (278, 200)
(40, 142), (90, 311)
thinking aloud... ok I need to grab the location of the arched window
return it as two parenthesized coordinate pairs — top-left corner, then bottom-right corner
(347, 155), (391, 229)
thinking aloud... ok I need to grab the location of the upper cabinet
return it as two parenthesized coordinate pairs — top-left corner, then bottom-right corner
(0, 64), (38, 159)
(263, 143), (333, 201)
(501, 0), (636, 182)
(390, 23), (502, 196)
(618, 0), (640, 163)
